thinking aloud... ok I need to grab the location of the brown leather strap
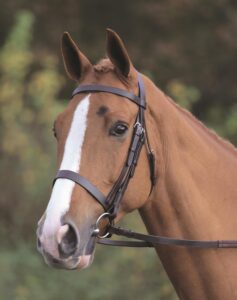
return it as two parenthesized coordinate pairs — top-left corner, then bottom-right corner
(54, 170), (109, 210)
(105, 122), (145, 217)
(97, 225), (237, 248)
(97, 238), (154, 247)
(72, 85), (146, 108)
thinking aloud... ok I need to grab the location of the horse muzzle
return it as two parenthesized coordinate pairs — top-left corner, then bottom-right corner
(37, 219), (95, 270)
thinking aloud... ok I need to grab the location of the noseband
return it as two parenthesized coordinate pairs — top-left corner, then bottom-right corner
(53, 73), (237, 249)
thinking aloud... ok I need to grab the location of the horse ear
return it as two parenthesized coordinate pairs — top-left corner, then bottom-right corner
(106, 28), (135, 78)
(61, 32), (92, 82)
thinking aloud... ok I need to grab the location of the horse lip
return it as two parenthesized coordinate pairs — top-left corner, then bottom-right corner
(48, 261), (79, 270)
(44, 253), (94, 270)
(43, 251), (80, 270)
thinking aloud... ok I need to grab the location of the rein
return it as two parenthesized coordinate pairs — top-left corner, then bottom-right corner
(53, 73), (237, 249)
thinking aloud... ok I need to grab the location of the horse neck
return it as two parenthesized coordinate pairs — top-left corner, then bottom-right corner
(140, 81), (237, 299)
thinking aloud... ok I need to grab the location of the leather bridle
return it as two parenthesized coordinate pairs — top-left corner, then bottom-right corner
(53, 73), (237, 249)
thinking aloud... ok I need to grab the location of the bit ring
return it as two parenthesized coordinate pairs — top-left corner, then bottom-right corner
(94, 212), (112, 239)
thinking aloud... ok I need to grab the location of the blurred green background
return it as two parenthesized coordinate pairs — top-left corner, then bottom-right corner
(0, 1), (237, 300)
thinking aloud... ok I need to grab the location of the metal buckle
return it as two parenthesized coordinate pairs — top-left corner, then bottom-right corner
(133, 122), (144, 135)
(93, 212), (112, 239)
(134, 121), (142, 129)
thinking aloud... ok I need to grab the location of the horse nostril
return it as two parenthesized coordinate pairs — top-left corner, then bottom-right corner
(58, 223), (79, 258)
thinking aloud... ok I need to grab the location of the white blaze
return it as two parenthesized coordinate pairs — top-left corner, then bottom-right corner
(43, 95), (90, 238)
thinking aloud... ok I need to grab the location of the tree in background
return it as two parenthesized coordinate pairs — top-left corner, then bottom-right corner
(77, 0), (237, 144)
(0, 10), (64, 241)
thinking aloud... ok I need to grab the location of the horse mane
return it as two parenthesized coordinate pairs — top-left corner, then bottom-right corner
(166, 95), (237, 157)
(93, 58), (114, 73)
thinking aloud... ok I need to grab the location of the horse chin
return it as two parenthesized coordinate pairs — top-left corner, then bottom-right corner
(43, 253), (94, 270)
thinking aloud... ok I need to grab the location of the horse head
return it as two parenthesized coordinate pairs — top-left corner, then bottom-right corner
(37, 29), (153, 270)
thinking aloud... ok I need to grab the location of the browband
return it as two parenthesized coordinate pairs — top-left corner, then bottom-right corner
(72, 85), (146, 108)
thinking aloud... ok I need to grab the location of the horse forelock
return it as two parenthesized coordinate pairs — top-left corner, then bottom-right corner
(93, 58), (115, 73)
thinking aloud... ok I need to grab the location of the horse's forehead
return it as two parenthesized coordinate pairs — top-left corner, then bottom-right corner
(63, 93), (133, 120)
(56, 72), (137, 129)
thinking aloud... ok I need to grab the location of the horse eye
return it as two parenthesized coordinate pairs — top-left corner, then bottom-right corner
(110, 122), (128, 136)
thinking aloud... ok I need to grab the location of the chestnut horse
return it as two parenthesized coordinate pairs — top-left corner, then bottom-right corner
(37, 29), (237, 299)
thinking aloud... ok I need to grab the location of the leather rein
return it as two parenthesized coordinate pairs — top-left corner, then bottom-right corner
(53, 73), (237, 249)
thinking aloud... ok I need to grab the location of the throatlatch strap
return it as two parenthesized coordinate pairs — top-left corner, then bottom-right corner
(54, 170), (109, 210)
(72, 85), (146, 108)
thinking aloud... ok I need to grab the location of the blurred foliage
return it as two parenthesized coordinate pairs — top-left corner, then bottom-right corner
(0, 10), (64, 241)
(166, 80), (201, 111)
(0, 2), (237, 300)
